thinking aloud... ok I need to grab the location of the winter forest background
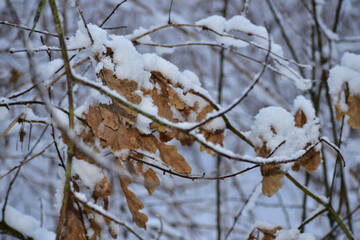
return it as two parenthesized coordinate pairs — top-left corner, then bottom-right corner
(0, 0), (360, 239)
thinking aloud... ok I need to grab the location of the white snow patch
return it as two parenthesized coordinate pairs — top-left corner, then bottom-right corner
(72, 158), (104, 191)
(136, 95), (158, 134)
(249, 96), (320, 158)
(0, 203), (55, 240)
(45, 58), (63, 81)
(276, 229), (316, 240)
(196, 15), (226, 33)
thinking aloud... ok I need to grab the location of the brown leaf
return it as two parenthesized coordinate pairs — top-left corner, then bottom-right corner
(261, 164), (284, 197)
(197, 105), (214, 122)
(294, 109), (307, 128)
(292, 148), (321, 174)
(92, 176), (112, 209)
(87, 105), (141, 151)
(347, 95), (360, 129)
(136, 162), (160, 195)
(168, 86), (185, 110)
(247, 225), (283, 240)
(60, 196), (87, 240)
(160, 131), (175, 142)
(156, 141), (192, 174)
(99, 68), (142, 104)
(199, 129), (224, 156)
(174, 130), (194, 146)
(144, 74), (174, 121)
(99, 105), (120, 130)
(260, 226), (283, 240)
(115, 159), (148, 229)
(141, 135), (158, 153)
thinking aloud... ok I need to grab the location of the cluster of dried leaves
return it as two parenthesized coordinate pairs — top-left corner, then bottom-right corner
(254, 107), (321, 197)
(62, 46), (225, 238)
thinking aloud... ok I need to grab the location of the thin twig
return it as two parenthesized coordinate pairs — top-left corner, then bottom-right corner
(224, 183), (261, 240)
(0, 20), (61, 38)
(99, 0), (127, 28)
(167, 0), (174, 24)
(75, 0), (94, 44)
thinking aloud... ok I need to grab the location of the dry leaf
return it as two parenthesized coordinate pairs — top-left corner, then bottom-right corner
(334, 84), (360, 129)
(247, 225), (283, 240)
(92, 177), (112, 209)
(136, 162), (160, 195)
(292, 148), (321, 173)
(168, 86), (185, 110)
(116, 159), (148, 229)
(199, 129), (224, 156)
(60, 196), (87, 240)
(197, 105), (213, 122)
(346, 95), (360, 129)
(174, 130), (194, 146)
(294, 109), (307, 128)
(156, 141), (192, 174)
(261, 164), (284, 197)
(99, 68), (142, 104)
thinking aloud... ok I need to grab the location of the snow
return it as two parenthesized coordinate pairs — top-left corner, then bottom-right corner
(155, 46), (175, 55)
(0, 203), (55, 240)
(276, 229), (315, 240)
(107, 35), (151, 86)
(45, 58), (63, 82)
(328, 52), (360, 116)
(196, 15), (227, 33)
(127, 27), (152, 44)
(249, 96), (320, 157)
(72, 158), (104, 191)
(136, 95), (158, 134)
(328, 52), (360, 102)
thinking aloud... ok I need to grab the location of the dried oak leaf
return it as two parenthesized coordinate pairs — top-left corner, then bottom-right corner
(100, 68), (142, 104)
(247, 225), (283, 240)
(60, 196), (87, 240)
(156, 141), (192, 174)
(92, 176), (112, 209)
(255, 144), (284, 197)
(346, 95), (360, 129)
(293, 109), (322, 173)
(115, 159), (148, 229)
(334, 84), (360, 129)
(199, 129), (224, 156)
(261, 164), (284, 197)
(98, 68), (140, 125)
(87, 105), (141, 151)
(197, 105), (225, 155)
(294, 109), (307, 128)
(292, 147), (321, 174)
(136, 162), (160, 195)
(168, 86), (185, 110)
